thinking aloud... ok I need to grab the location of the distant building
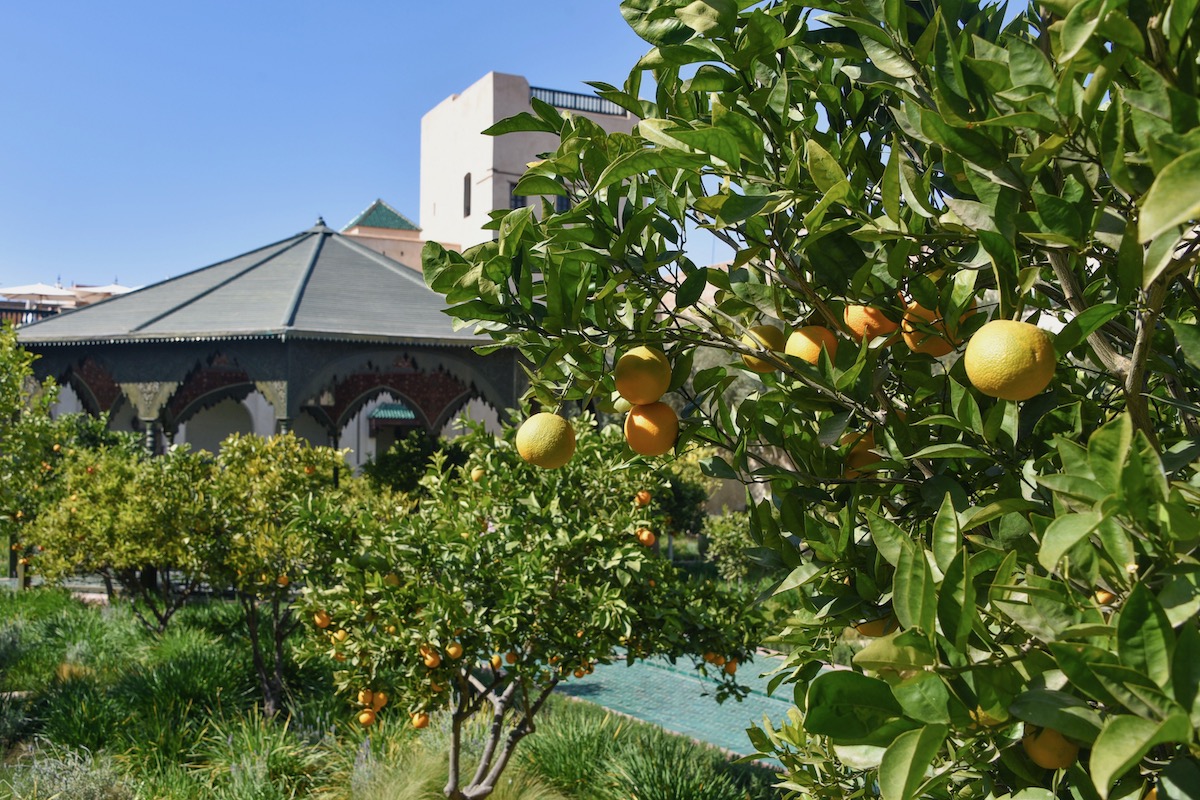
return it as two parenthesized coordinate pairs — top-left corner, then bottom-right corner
(419, 72), (638, 250)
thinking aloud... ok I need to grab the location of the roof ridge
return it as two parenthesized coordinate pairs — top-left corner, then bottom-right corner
(328, 230), (432, 287)
(129, 232), (314, 333)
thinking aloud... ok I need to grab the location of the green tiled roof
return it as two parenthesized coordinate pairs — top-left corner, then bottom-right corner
(17, 219), (479, 347)
(342, 199), (419, 232)
(369, 401), (417, 421)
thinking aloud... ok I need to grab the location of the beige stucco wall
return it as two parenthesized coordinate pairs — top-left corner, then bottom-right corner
(420, 72), (637, 251)
(341, 226), (457, 273)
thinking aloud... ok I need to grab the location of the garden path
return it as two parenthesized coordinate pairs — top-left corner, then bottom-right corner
(557, 651), (793, 765)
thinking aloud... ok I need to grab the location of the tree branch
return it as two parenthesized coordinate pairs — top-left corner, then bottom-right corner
(1045, 250), (1131, 379)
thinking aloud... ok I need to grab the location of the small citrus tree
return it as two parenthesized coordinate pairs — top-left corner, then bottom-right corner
(209, 433), (363, 716)
(27, 443), (215, 633)
(304, 416), (766, 800)
(422, 0), (1200, 797)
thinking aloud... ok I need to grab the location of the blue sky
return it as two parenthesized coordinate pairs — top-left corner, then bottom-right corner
(0, 2), (652, 288)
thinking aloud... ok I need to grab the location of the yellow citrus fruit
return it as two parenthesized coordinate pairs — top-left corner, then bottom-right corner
(490, 654), (503, 671)
(624, 403), (679, 457)
(357, 688), (374, 707)
(446, 642), (464, 660)
(854, 615), (899, 637)
(964, 319), (1056, 401)
(1022, 725), (1079, 770)
(333, 629), (349, 643)
(515, 413), (576, 469)
(422, 650), (441, 669)
(634, 490), (652, 507)
(841, 429), (879, 478)
(843, 305), (898, 343)
(470, 466), (485, 482)
(615, 346), (672, 405)
(411, 712), (430, 729)
(786, 326), (839, 365)
(357, 709), (376, 727)
(313, 610), (331, 629)
(1095, 589), (1116, 605)
(741, 324), (786, 373)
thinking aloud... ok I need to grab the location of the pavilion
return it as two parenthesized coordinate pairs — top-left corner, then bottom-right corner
(16, 219), (519, 460)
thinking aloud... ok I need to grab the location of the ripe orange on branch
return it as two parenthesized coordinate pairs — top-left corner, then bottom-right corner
(615, 346), (672, 404)
(741, 324), (786, 372)
(786, 326), (839, 364)
(1022, 725), (1079, 770)
(964, 319), (1056, 401)
(624, 403), (679, 457)
(515, 412), (576, 469)
(843, 305), (898, 343)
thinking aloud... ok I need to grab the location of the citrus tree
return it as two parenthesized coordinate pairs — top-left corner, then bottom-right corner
(422, 0), (1200, 797)
(303, 416), (766, 800)
(28, 443), (216, 634)
(208, 433), (362, 716)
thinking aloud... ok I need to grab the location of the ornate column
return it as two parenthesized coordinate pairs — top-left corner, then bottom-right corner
(255, 380), (293, 436)
(118, 381), (179, 455)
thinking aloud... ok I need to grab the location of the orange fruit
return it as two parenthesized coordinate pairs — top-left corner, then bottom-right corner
(964, 320), (1056, 401)
(785, 326), (839, 365)
(422, 649), (441, 669)
(841, 429), (879, 478)
(574, 668), (586, 679)
(515, 413), (576, 469)
(1094, 589), (1116, 605)
(490, 654), (503, 671)
(634, 490), (652, 507)
(724, 658), (739, 676)
(470, 466), (486, 482)
(901, 300), (974, 356)
(357, 688), (374, 707)
(854, 615), (899, 637)
(372, 691), (388, 711)
(411, 711), (430, 729)
(446, 642), (464, 660)
(357, 709), (376, 727)
(843, 305), (898, 343)
(741, 324), (786, 372)
(624, 403), (679, 456)
(333, 629), (349, 643)
(313, 610), (332, 629)
(636, 528), (657, 547)
(276, 574), (289, 587)
(1022, 725), (1079, 770)
(615, 346), (672, 405)
(505, 651), (519, 665)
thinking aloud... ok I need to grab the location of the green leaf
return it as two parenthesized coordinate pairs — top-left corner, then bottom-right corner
(1055, 303), (1123, 356)
(806, 140), (850, 200)
(673, 0), (737, 35)
(1059, 0), (1103, 62)
(1089, 414), (1133, 493)
(620, 0), (695, 46)
(804, 670), (908, 743)
(879, 724), (948, 800)
(892, 673), (951, 725)
(1117, 582), (1175, 688)
(932, 493), (959, 573)
(938, 548), (976, 654)
(867, 511), (912, 567)
(1091, 713), (1193, 797)
(1160, 758), (1200, 800)
(1009, 689), (1104, 743)
(675, 268), (708, 308)
(1038, 510), (1102, 572)
(1167, 319), (1200, 370)
(894, 544), (936, 633)
(1139, 148), (1200, 243)
(908, 443), (989, 460)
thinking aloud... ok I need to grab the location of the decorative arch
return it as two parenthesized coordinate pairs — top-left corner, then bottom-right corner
(165, 352), (255, 430)
(59, 357), (122, 416)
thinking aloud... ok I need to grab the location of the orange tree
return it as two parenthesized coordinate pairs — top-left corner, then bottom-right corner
(422, 1), (1200, 797)
(208, 433), (367, 716)
(302, 416), (765, 800)
(27, 443), (217, 634)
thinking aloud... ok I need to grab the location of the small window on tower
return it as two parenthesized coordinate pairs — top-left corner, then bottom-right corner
(463, 173), (471, 217)
(510, 183), (526, 210)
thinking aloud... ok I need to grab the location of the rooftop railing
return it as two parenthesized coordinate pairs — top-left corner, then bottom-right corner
(530, 86), (628, 117)
(0, 307), (58, 327)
